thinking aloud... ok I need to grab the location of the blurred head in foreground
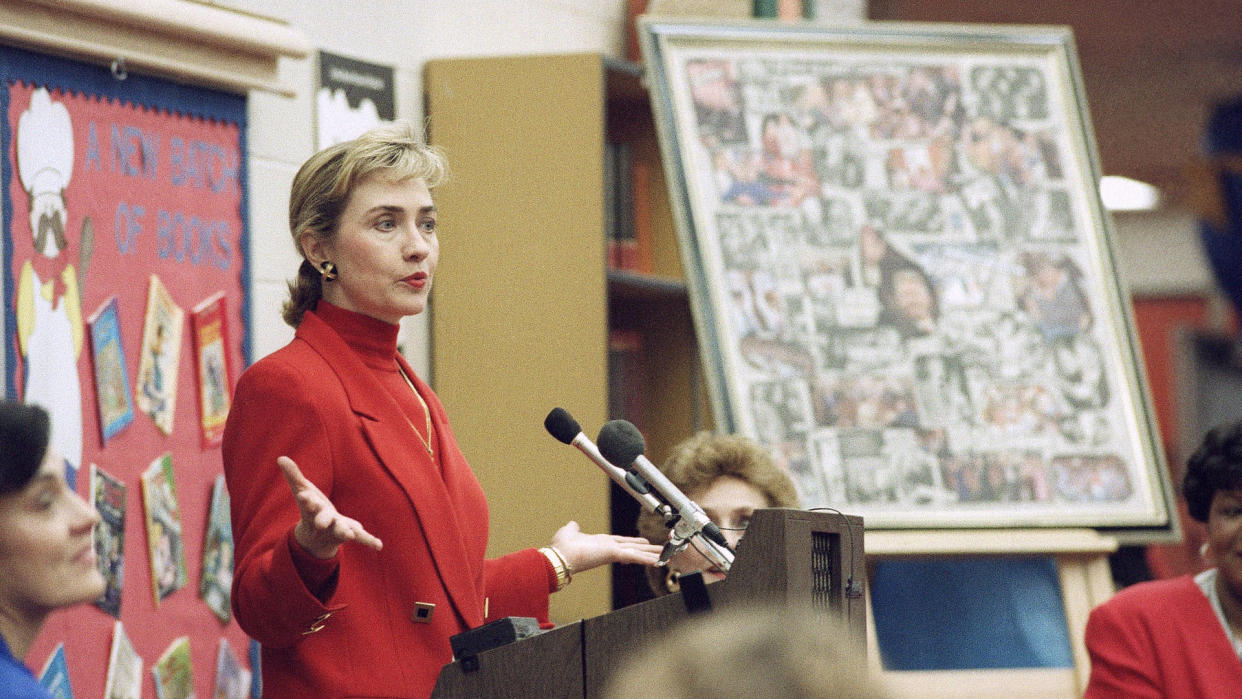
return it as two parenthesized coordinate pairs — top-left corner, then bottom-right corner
(604, 603), (888, 699)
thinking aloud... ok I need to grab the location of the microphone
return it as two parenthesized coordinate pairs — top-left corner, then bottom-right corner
(596, 420), (730, 553)
(543, 408), (669, 518)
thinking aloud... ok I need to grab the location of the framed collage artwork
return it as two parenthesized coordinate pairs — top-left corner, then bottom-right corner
(638, 17), (1176, 538)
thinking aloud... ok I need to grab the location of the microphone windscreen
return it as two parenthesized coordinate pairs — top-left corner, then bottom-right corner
(597, 419), (646, 467)
(544, 407), (582, 444)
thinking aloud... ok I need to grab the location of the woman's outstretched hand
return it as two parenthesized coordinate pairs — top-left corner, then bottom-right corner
(550, 521), (662, 574)
(277, 455), (383, 559)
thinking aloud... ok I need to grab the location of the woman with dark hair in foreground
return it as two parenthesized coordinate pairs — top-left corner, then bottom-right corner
(0, 400), (103, 698)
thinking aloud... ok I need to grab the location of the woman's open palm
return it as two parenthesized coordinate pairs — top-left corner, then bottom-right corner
(277, 455), (383, 559)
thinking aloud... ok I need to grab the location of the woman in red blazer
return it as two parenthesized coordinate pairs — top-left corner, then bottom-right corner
(1084, 420), (1242, 697)
(223, 122), (661, 698)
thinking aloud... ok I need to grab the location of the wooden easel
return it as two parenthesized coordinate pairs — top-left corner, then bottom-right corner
(863, 528), (1118, 698)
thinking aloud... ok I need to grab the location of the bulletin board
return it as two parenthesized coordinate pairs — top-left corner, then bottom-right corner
(2, 44), (252, 697)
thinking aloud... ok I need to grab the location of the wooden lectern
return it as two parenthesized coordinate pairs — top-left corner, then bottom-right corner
(432, 508), (865, 698)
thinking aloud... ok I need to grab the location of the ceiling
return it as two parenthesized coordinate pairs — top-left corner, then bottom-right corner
(868, 0), (1242, 209)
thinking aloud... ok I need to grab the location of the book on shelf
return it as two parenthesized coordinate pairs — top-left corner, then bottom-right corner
(613, 141), (636, 269)
(604, 139), (618, 265)
(90, 463), (126, 618)
(631, 158), (654, 274)
(608, 329), (646, 429)
(606, 140), (631, 269)
(606, 141), (654, 274)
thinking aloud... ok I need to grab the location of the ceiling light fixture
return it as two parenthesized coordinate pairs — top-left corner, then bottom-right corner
(1099, 175), (1162, 212)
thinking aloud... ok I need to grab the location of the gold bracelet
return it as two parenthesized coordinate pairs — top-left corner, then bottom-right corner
(540, 546), (573, 591)
(550, 545), (574, 580)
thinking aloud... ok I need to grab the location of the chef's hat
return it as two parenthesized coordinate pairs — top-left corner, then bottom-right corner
(17, 87), (75, 198)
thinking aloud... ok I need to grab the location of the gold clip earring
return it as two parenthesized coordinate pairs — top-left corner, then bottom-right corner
(319, 260), (338, 281)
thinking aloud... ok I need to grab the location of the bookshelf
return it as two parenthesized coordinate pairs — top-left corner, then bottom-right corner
(424, 53), (707, 619)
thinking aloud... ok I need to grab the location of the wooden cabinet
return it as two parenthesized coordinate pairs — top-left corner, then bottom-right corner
(424, 53), (707, 619)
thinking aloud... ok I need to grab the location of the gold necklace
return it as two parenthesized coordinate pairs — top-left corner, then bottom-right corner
(396, 363), (434, 456)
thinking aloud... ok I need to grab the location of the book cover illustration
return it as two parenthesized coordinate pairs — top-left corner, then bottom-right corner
(153, 636), (195, 699)
(38, 642), (73, 699)
(191, 292), (232, 448)
(248, 639), (262, 699)
(103, 621), (142, 699)
(213, 638), (251, 699)
(90, 463), (126, 618)
(200, 473), (234, 623)
(63, 459), (78, 495)
(87, 296), (135, 443)
(134, 274), (184, 435)
(141, 453), (188, 604)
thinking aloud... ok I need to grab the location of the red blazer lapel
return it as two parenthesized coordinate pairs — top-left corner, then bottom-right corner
(295, 314), (484, 628)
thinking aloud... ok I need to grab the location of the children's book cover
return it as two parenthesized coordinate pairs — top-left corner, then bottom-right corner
(200, 473), (234, 622)
(141, 453), (188, 604)
(134, 275), (184, 435)
(38, 642), (74, 699)
(87, 296), (134, 443)
(152, 636), (195, 699)
(103, 621), (142, 699)
(191, 292), (232, 447)
(213, 638), (251, 699)
(90, 463), (126, 617)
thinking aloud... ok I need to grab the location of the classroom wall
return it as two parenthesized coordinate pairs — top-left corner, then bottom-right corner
(235, 1), (1222, 365)
(237, 1), (631, 374)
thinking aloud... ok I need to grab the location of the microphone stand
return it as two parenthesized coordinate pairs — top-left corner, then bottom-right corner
(661, 511), (734, 573)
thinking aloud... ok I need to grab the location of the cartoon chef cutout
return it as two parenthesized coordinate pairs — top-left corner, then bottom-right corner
(15, 87), (86, 481)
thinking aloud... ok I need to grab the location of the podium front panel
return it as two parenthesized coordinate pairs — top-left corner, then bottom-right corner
(431, 621), (583, 698)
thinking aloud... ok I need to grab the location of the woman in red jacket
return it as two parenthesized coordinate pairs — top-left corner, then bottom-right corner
(222, 121), (661, 698)
(1084, 420), (1242, 697)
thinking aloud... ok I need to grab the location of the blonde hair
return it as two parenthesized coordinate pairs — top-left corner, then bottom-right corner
(604, 603), (887, 699)
(637, 431), (800, 595)
(282, 120), (448, 327)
